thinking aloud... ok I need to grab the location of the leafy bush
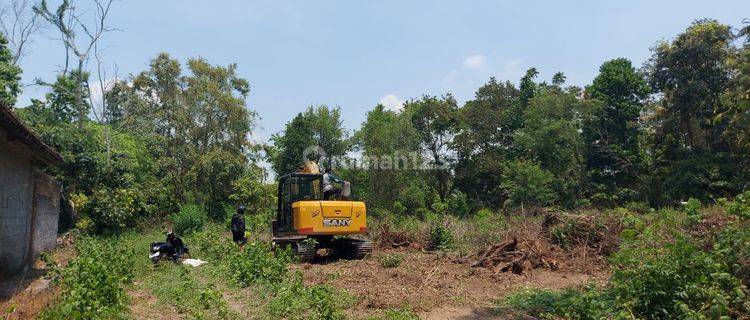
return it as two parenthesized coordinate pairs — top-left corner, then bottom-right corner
(611, 237), (749, 319)
(728, 190), (750, 220)
(86, 188), (143, 234)
(501, 160), (556, 210)
(447, 191), (470, 217)
(683, 197), (702, 217)
(264, 273), (351, 320)
(505, 284), (616, 320)
(171, 204), (208, 235)
(398, 183), (427, 215)
(429, 222), (454, 251)
(40, 237), (138, 319)
(228, 241), (291, 287)
(143, 262), (232, 319)
(378, 253), (404, 268)
(466, 208), (508, 246)
(230, 168), (277, 214)
(549, 217), (607, 250)
(508, 206), (750, 319)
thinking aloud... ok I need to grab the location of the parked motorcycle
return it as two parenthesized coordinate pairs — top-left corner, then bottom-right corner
(149, 232), (190, 264)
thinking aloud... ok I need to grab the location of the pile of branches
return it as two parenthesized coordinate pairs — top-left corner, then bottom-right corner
(545, 212), (622, 255)
(470, 237), (559, 274)
(371, 221), (426, 249)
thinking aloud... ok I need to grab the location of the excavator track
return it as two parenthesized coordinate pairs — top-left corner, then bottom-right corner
(273, 238), (316, 262)
(335, 238), (372, 260)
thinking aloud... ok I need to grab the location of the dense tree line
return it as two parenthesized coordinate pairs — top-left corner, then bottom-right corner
(2, 15), (750, 232)
(271, 20), (750, 215)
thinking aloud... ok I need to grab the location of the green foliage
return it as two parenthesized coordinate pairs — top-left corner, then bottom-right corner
(0, 32), (21, 107)
(508, 205), (750, 319)
(405, 94), (460, 200)
(270, 105), (347, 175)
(466, 209), (508, 246)
(172, 204), (208, 235)
(40, 236), (139, 320)
(505, 284), (616, 320)
(397, 182), (427, 215)
(227, 241), (291, 287)
(549, 217), (607, 250)
(728, 190), (750, 220)
(447, 191), (471, 217)
(264, 273), (352, 320)
(142, 262), (233, 319)
(229, 168), (276, 215)
(353, 104), (422, 209)
(583, 58), (649, 207)
(429, 221), (454, 251)
(501, 160), (556, 209)
(646, 20), (744, 205)
(683, 198), (702, 218)
(86, 188), (143, 234)
(378, 253), (404, 268)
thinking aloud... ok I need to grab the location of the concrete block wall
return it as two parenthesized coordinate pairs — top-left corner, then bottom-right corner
(0, 140), (34, 280)
(0, 129), (60, 281)
(30, 168), (60, 258)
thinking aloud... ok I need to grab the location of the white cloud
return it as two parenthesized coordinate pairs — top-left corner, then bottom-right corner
(379, 94), (404, 111)
(497, 59), (524, 81)
(463, 54), (486, 70)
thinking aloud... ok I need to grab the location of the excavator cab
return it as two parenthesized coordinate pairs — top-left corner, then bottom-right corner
(272, 163), (371, 261)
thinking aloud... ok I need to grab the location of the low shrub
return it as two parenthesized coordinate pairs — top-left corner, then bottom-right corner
(86, 188), (143, 234)
(729, 190), (750, 220)
(143, 263), (232, 319)
(447, 191), (470, 217)
(429, 222), (454, 251)
(505, 284), (615, 320)
(264, 273), (352, 320)
(507, 206), (750, 319)
(378, 253), (404, 268)
(469, 208), (508, 245)
(40, 237), (138, 319)
(172, 204), (208, 235)
(228, 241), (291, 287)
(549, 216), (607, 250)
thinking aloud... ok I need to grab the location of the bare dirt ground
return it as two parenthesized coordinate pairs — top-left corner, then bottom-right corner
(2, 238), (608, 319)
(0, 244), (73, 320)
(297, 249), (609, 319)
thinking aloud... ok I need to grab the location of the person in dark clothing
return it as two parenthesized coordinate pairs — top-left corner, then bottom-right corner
(166, 231), (187, 260)
(231, 205), (247, 244)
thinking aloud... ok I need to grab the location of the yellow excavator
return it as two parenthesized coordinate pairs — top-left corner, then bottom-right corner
(271, 162), (372, 261)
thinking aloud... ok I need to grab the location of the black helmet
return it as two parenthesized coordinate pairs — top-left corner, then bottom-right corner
(237, 205), (246, 214)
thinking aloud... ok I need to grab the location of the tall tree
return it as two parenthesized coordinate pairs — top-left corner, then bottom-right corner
(0, 32), (21, 106)
(354, 104), (420, 208)
(453, 77), (521, 208)
(269, 105), (347, 176)
(583, 58), (649, 205)
(516, 81), (587, 206)
(405, 94), (460, 201)
(645, 19), (740, 202)
(0, 0), (43, 66)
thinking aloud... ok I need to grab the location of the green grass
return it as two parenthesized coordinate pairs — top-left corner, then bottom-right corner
(40, 223), (354, 320)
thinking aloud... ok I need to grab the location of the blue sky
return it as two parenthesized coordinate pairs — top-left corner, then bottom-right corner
(13, 0), (750, 142)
